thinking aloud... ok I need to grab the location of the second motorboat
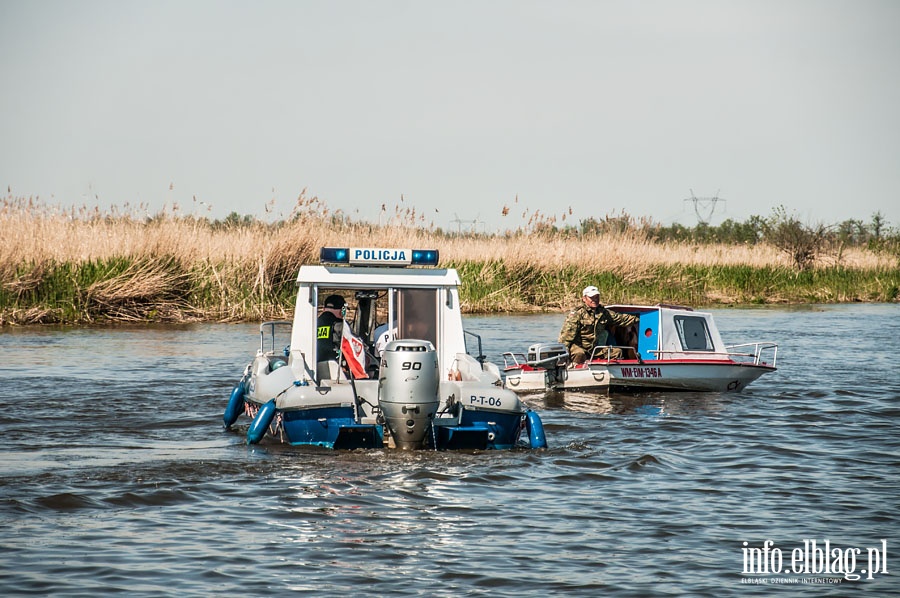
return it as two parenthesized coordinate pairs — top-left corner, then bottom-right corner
(502, 303), (777, 393)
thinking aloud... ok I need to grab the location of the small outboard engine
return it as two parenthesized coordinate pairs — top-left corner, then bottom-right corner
(527, 342), (568, 367)
(378, 339), (440, 450)
(528, 342), (569, 387)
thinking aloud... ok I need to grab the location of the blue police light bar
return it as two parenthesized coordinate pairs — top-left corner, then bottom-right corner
(320, 247), (349, 263)
(320, 247), (439, 267)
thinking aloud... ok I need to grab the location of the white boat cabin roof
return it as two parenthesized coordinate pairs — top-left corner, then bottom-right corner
(297, 264), (460, 288)
(605, 303), (730, 361)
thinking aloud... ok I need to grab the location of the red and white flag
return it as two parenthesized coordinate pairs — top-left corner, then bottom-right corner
(341, 321), (368, 379)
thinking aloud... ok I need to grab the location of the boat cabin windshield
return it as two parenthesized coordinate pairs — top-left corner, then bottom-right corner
(396, 288), (437, 347)
(318, 286), (439, 350)
(674, 315), (715, 351)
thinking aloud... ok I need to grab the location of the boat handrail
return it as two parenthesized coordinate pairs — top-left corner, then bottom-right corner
(259, 320), (293, 355)
(648, 342), (778, 367)
(650, 349), (735, 358)
(463, 329), (486, 365)
(725, 342), (778, 367)
(501, 351), (528, 369)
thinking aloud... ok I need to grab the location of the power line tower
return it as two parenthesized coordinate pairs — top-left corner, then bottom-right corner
(451, 213), (484, 235)
(683, 189), (726, 224)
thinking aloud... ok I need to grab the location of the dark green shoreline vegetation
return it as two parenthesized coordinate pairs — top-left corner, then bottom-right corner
(4, 259), (898, 326)
(2, 197), (898, 325)
(454, 262), (900, 312)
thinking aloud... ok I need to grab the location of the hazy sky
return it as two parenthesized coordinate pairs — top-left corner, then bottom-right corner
(2, 0), (898, 232)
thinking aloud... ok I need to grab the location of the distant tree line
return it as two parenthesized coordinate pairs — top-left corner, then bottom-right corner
(209, 206), (898, 272)
(579, 208), (891, 246)
(576, 208), (898, 271)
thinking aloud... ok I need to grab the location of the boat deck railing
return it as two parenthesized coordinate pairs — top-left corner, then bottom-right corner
(259, 320), (293, 355)
(463, 329), (486, 365)
(501, 352), (527, 370)
(648, 342), (778, 367)
(725, 342), (778, 367)
(503, 342), (778, 369)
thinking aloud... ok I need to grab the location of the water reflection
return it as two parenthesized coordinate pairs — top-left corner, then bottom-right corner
(532, 389), (726, 416)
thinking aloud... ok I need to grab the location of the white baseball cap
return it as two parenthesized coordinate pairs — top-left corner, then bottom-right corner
(582, 285), (600, 297)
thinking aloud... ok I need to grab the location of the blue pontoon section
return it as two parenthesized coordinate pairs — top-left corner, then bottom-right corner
(281, 406), (384, 449)
(431, 409), (524, 450)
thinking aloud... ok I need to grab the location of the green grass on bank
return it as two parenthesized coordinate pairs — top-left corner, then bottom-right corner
(2, 257), (898, 325)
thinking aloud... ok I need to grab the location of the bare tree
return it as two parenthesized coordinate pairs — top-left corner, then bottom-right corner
(763, 206), (830, 271)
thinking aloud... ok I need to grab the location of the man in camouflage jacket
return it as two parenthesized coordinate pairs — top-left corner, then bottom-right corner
(558, 285), (639, 364)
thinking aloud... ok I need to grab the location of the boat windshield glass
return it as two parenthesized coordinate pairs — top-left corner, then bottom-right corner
(674, 315), (714, 351)
(396, 288), (438, 347)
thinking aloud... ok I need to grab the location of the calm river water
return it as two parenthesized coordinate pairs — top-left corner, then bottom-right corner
(1, 304), (898, 596)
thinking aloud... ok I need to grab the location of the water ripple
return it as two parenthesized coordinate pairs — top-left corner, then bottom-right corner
(2, 308), (899, 596)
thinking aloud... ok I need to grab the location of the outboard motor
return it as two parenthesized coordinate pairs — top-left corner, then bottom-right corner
(527, 342), (568, 366)
(527, 342), (569, 386)
(378, 339), (440, 450)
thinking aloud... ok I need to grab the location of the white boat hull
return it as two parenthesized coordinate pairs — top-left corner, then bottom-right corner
(505, 359), (775, 393)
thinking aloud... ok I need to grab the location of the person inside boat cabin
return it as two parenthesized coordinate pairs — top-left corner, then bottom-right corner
(317, 294), (346, 364)
(373, 320), (397, 356)
(558, 285), (639, 364)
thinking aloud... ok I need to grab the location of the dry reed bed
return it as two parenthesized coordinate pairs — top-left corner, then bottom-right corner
(0, 205), (888, 277)
(2, 197), (898, 324)
(4, 203), (893, 270)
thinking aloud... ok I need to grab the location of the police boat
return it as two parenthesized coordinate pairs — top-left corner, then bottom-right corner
(502, 304), (777, 393)
(224, 247), (547, 450)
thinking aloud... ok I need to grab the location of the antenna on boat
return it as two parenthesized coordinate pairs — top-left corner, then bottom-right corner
(683, 189), (726, 224)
